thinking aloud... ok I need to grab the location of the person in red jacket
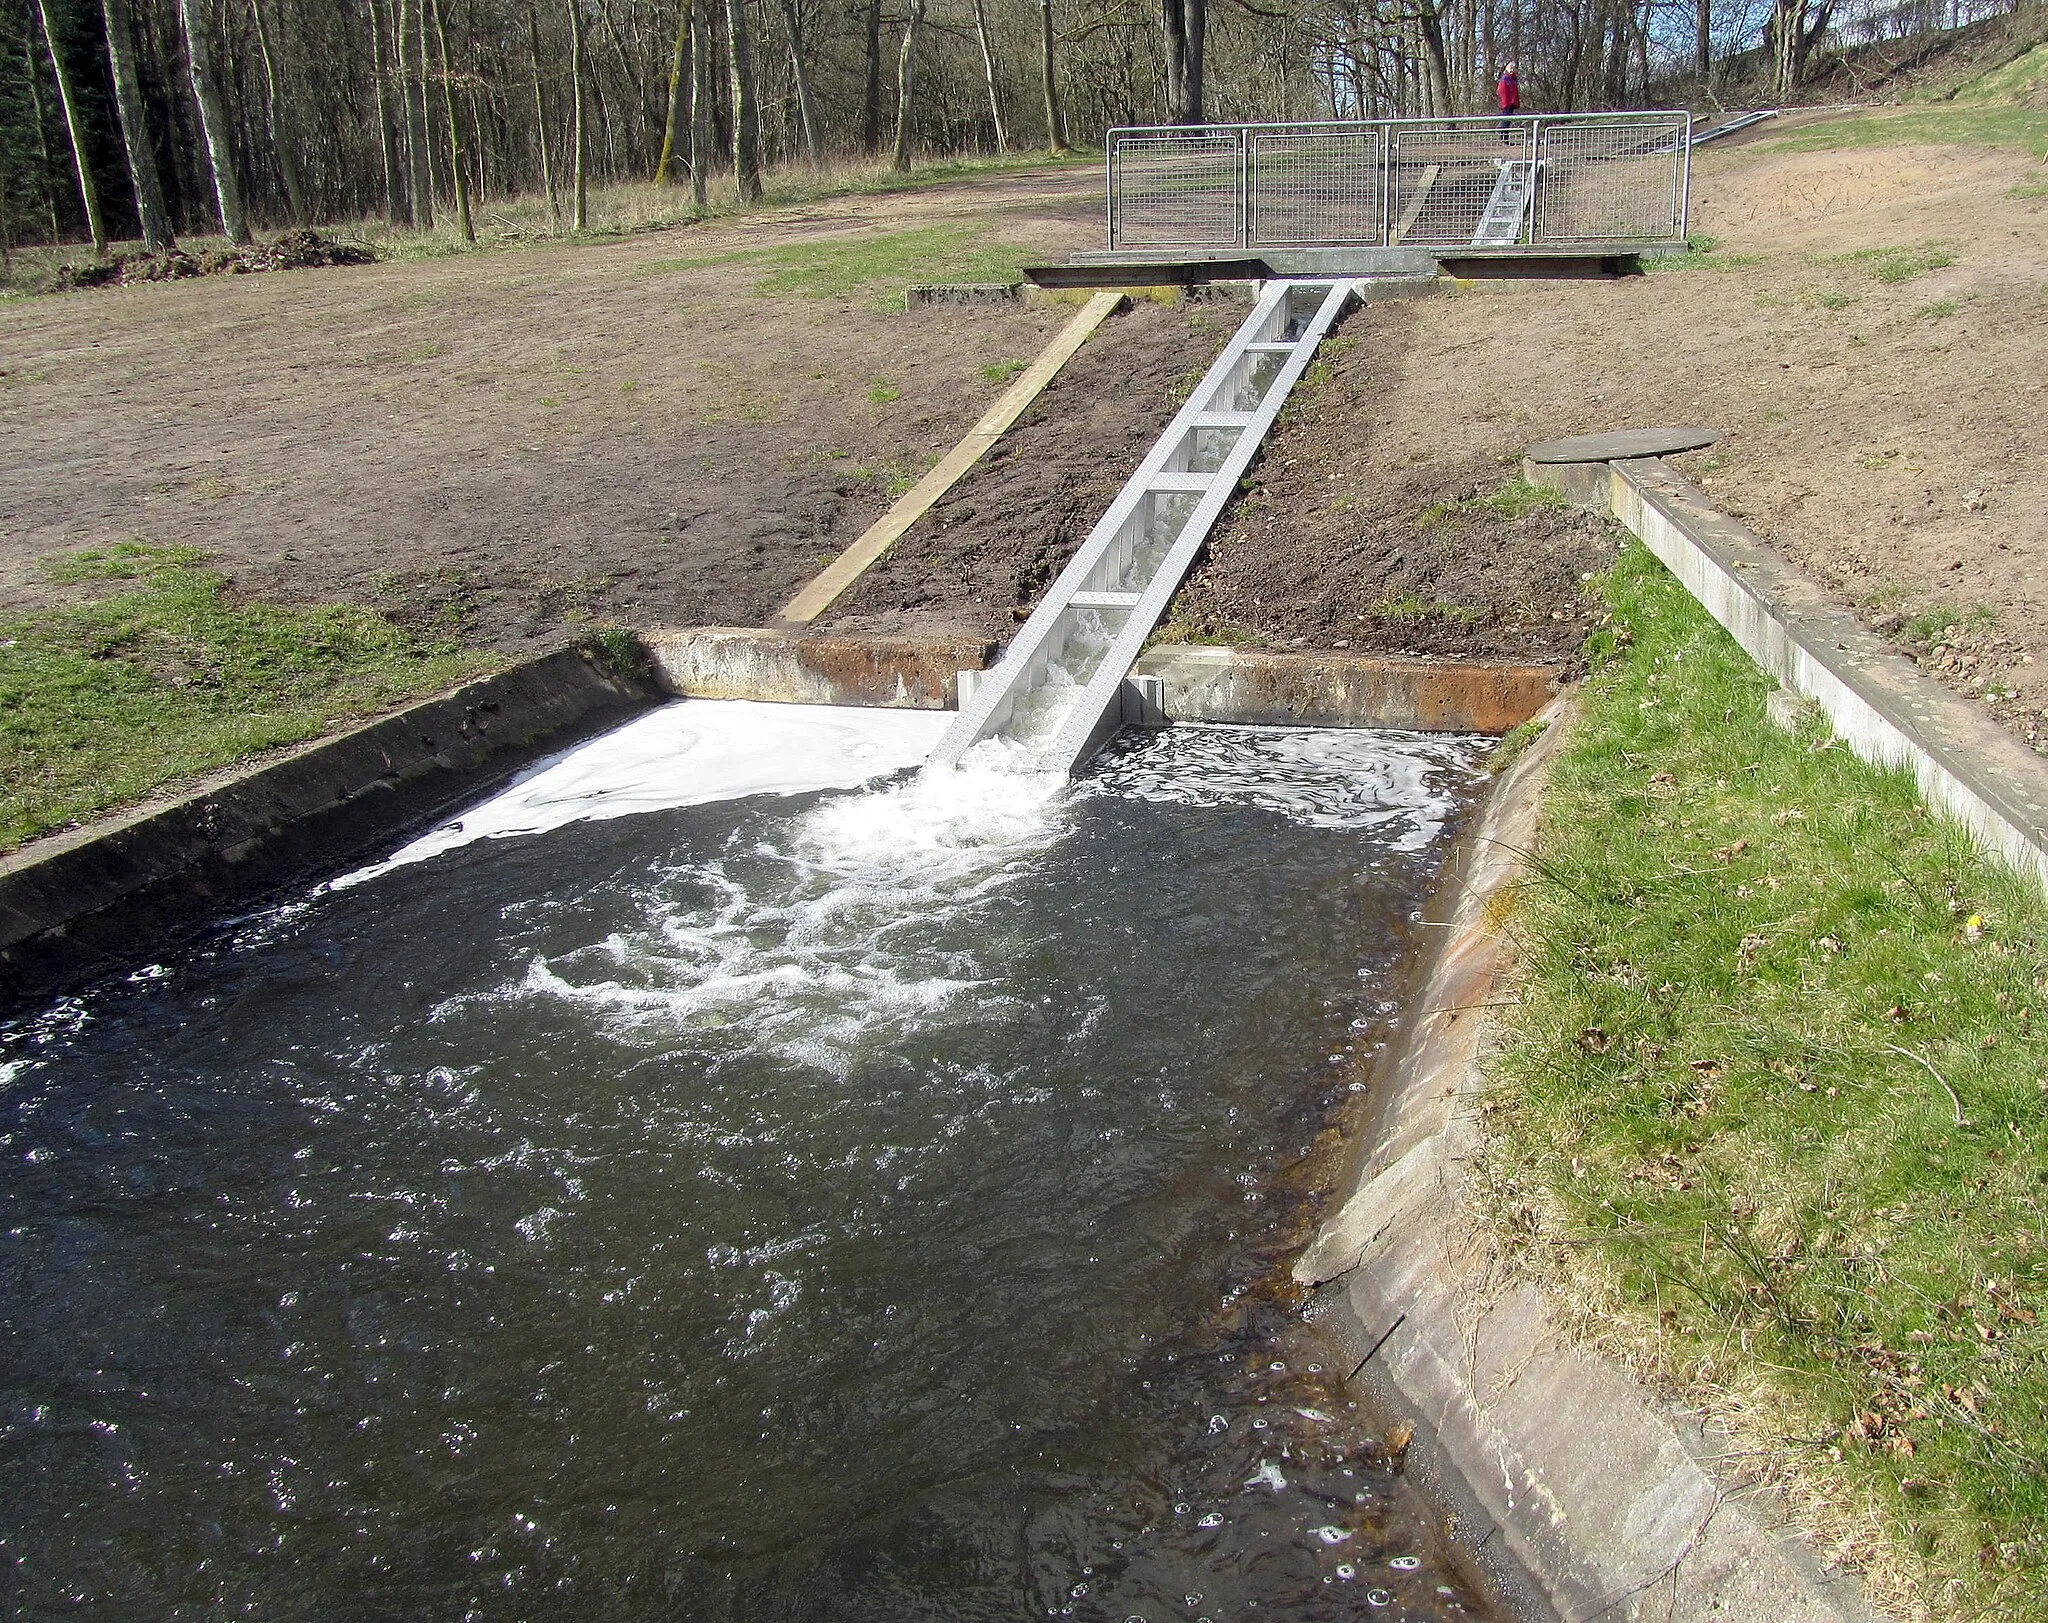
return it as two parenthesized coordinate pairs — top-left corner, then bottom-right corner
(1497, 62), (1521, 142)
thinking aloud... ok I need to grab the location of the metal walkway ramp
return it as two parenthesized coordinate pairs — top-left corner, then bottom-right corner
(927, 278), (1372, 777)
(1471, 159), (1536, 246)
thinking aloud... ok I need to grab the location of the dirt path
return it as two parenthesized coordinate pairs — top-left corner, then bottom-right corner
(0, 166), (1102, 648)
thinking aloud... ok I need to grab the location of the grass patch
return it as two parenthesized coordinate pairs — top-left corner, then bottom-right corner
(1831, 241), (1957, 284)
(1646, 233), (1763, 273)
(1485, 541), (2048, 1617)
(1420, 478), (1566, 527)
(867, 378), (903, 405)
(1769, 103), (2048, 160)
(981, 358), (1030, 384)
(1918, 298), (1964, 320)
(1149, 618), (1266, 648)
(751, 223), (1034, 303)
(0, 544), (494, 852)
(1904, 602), (2000, 644)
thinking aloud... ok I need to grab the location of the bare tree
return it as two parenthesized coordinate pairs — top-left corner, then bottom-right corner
(568, 0), (588, 226)
(398, 0), (433, 226)
(34, 0), (105, 253)
(970, 0), (1007, 152)
(688, 0), (709, 207)
(367, 0), (403, 225)
(176, 0), (249, 241)
(861, 0), (881, 151)
(726, 0), (761, 199)
(248, 0), (307, 221)
(1038, 0), (1065, 151)
(102, 0), (176, 249)
(428, 0), (473, 239)
(529, 4), (560, 225)
(891, 0), (925, 171)
(1159, 0), (1205, 124)
(657, 0), (689, 181)
(776, 0), (823, 164)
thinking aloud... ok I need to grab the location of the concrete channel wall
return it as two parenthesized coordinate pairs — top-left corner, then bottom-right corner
(1301, 703), (1890, 1623)
(1530, 454), (2048, 893)
(0, 626), (1564, 1019)
(0, 649), (659, 1015)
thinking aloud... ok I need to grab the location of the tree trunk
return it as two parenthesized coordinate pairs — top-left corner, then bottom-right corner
(1161, 0), (1186, 122)
(430, 0), (474, 239)
(1184, 0), (1204, 123)
(246, 0), (306, 222)
(36, 0), (106, 254)
(970, 0), (1007, 153)
(368, 0), (403, 225)
(776, 0), (822, 165)
(725, 0), (761, 199)
(890, 0), (923, 172)
(657, 0), (689, 181)
(171, 0), (242, 241)
(688, 1), (709, 206)
(101, 0), (175, 249)
(24, 37), (64, 242)
(1413, 0), (1454, 116)
(568, 0), (588, 226)
(1696, 0), (1712, 87)
(861, 0), (881, 152)
(529, 4), (560, 225)
(1038, 0), (1065, 152)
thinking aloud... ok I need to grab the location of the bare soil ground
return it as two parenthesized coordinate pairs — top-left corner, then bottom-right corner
(1189, 120), (2048, 752)
(0, 167), (1101, 647)
(825, 297), (1230, 641)
(5, 126), (2044, 756)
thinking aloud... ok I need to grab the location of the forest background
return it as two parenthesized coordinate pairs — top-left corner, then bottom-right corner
(1, 0), (2026, 260)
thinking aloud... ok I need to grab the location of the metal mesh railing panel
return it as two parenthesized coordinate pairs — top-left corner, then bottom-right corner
(1106, 114), (1689, 254)
(1248, 129), (1383, 246)
(1110, 134), (1243, 249)
(1534, 117), (1689, 243)
(1387, 123), (1534, 246)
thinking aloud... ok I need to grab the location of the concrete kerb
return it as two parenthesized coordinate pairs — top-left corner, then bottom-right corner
(1297, 698), (1892, 1623)
(1524, 450), (2048, 894)
(0, 647), (659, 1016)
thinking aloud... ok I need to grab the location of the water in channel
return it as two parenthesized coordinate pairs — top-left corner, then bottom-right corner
(1, 706), (1499, 1623)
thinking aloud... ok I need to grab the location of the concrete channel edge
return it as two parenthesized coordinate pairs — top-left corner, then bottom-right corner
(1530, 453), (2048, 894)
(0, 647), (660, 1015)
(1297, 698), (1892, 1623)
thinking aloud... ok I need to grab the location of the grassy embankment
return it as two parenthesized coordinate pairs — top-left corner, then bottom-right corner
(1768, 43), (2048, 166)
(1485, 539), (2048, 1618)
(0, 545), (496, 855)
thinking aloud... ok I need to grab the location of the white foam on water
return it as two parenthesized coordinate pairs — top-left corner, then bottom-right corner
(333, 700), (953, 888)
(499, 757), (1071, 1076)
(1080, 724), (1487, 847)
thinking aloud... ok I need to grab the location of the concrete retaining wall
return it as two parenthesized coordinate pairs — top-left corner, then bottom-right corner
(1528, 454), (2048, 892)
(0, 648), (656, 1015)
(645, 626), (993, 709)
(1134, 645), (1560, 733)
(1298, 702), (1889, 1623)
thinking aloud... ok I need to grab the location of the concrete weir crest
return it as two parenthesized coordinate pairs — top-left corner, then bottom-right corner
(929, 276), (1425, 775)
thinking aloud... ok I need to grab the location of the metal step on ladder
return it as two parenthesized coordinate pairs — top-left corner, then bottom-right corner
(1472, 159), (1537, 246)
(926, 277), (1370, 778)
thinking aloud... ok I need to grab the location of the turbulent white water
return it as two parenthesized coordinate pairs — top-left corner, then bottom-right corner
(1082, 723), (1485, 846)
(335, 700), (952, 887)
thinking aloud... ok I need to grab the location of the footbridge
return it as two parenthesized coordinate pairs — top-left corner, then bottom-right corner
(1026, 109), (1692, 287)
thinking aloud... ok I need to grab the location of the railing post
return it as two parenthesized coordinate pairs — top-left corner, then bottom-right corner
(1239, 127), (1251, 248)
(1379, 127), (1391, 247)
